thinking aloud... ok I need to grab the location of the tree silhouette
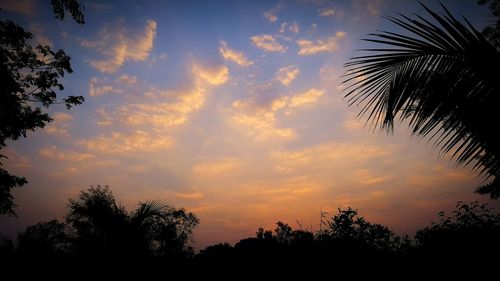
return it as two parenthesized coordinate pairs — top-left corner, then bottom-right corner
(66, 186), (199, 261)
(342, 2), (500, 197)
(17, 220), (69, 255)
(0, 0), (85, 216)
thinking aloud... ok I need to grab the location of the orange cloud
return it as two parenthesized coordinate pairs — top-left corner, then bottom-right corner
(193, 158), (243, 177)
(39, 146), (95, 162)
(116, 74), (138, 85)
(219, 41), (253, 67)
(80, 131), (174, 154)
(44, 112), (74, 136)
(251, 35), (287, 52)
(88, 77), (123, 97)
(80, 20), (157, 73)
(192, 64), (229, 85)
(288, 89), (324, 107)
(275, 65), (300, 86)
(297, 31), (346, 55)
(263, 11), (277, 22)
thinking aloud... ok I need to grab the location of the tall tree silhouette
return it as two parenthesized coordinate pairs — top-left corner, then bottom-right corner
(342, 2), (500, 197)
(0, 0), (85, 216)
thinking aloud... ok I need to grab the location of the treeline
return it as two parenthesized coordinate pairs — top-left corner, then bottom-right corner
(1, 186), (500, 279)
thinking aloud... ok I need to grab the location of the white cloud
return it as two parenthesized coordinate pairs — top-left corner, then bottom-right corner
(88, 77), (123, 97)
(279, 22), (300, 34)
(279, 23), (287, 33)
(275, 65), (300, 86)
(250, 35), (286, 52)
(289, 21), (300, 33)
(80, 20), (157, 73)
(263, 11), (277, 23)
(296, 31), (346, 55)
(219, 41), (253, 67)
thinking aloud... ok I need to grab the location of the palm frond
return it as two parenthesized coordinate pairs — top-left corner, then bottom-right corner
(342, 2), (500, 195)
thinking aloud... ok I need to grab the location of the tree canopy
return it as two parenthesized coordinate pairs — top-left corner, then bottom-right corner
(0, 0), (85, 216)
(342, 2), (500, 198)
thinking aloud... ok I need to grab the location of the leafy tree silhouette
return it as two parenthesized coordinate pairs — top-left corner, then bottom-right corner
(66, 186), (198, 261)
(342, 2), (500, 197)
(0, 0), (85, 216)
(3, 185), (199, 280)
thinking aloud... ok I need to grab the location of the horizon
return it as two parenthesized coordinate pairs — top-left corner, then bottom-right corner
(1, 0), (499, 251)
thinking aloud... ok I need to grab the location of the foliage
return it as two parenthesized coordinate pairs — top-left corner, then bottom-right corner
(342, 2), (500, 197)
(66, 185), (199, 258)
(51, 0), (85, 24)
(478, 0), (500, 46)
(0, 0), (85, 216)
(326, 207), (397, 250)
(17, 220), (68, 255)
(5, 201), (500, 279)
(416, 201), (500, 245)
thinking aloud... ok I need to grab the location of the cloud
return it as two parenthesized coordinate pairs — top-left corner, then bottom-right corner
(118, 87), (205, 128)
(44, 112), (73, 136)
(353, 0), (383, 16)
(39, 146), (95, 162)
(116, 74), (138, 85)
(2, 0), (35, 17)
(296, 31), (346, 55)
(96, 108), (113, 126)
(80, 20), (157, 73)
(231, 112), (296, 141)
(91, 62), (222, 134)
(229, 87), (324, 141)
(278, 22), (300, 34)
(193, 158), (243, 177)
(53, 112), (73, 123)
(193, 64), (229, 85)
(289, 88), (324, 107)
(289, 21), (300, 33)
(279, 23), (287, 33)
(169, 191), (204, 200)
(80, 131), (174, 154)
(250, 35), (287, 52)
(219, 41), (253, 67)
(319, 8), (335, 17)
(275, 65), (300, 86)
(2, 149), (32, 169)
(263, 11), (277, 23)
(88, 77), (123, 97)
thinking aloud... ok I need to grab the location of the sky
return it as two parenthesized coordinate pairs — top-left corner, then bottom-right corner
(1, 0), (499, 250)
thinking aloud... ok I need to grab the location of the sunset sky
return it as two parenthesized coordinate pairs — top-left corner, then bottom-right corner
(1, 0), (499, 249)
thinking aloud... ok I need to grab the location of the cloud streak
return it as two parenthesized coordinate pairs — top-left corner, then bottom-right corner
(251, 35), (287, 52)
(219, 41), (253, 67)
(80, 20), (157, 73)
(275, 65), (300, 86)
(296, 31), (346, 55)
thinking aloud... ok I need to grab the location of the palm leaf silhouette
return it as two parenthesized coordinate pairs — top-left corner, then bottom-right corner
(342, 2), (500, 197)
